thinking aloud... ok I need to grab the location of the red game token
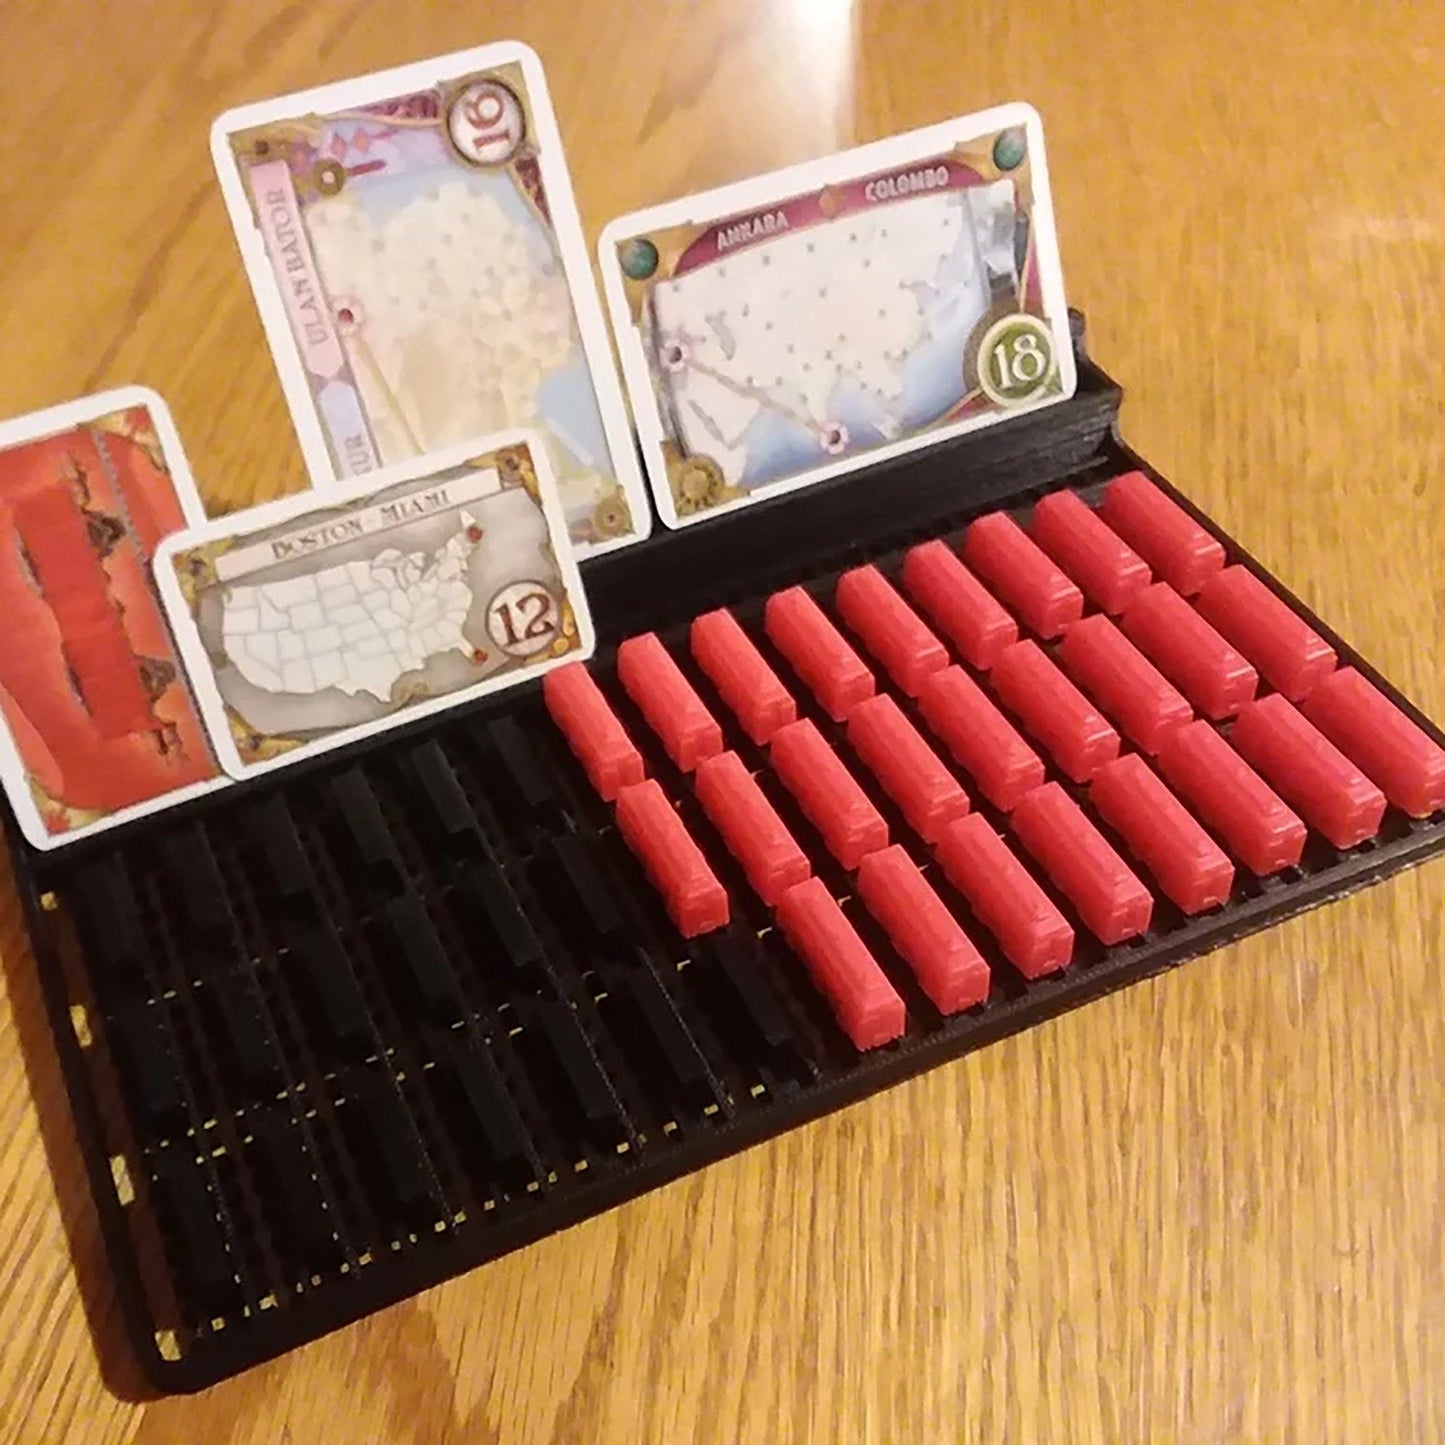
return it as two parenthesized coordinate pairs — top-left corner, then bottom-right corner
(694, 751), (810, 904)
(1097, 471), (1226, 596)
(769, 719), (888, 869)
(1155, 720), (1307, 875)
(774, 877), (906, 1050)
(834, 563), (949, 696)
(1232, 695), (1387, 848)
(846, 693), (971, 843)
(1030, 488), (1152, 614)
(1194, 566), (1337, 702)
(1121, 583), (1258, 719)
(934, 813), (1074, 978)
(900, 539), (1018, 670)
(990, 639), (1121, 782)
(690, 607), (797, 745)
(542, 662), (646, 801)
(616, 632), (724, 772)
(1010, 782), (1154, 945)
(856, 846), (990, 1013)
(962, 510), (1084, 639)
(1089, 755), (1234, 914)
(764, 585), (875, 721)
(614, 780), (729, 937)
(917, 666), (1045, 811)
(1057, 613), (1193, 755)
(1301, 667), (1445, 818)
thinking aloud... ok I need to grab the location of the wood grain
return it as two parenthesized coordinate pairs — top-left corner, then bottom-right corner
(0, 1), (1441, 1440)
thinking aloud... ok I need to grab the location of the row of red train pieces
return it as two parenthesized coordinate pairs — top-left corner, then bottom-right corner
(543, 472), (1445, 1051)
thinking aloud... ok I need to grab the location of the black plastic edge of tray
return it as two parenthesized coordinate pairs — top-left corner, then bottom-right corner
(10, 316), (1445, 1392)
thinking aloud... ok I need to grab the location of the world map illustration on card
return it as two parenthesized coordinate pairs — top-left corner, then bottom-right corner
(599, 103), (1075, 528)
(213, 42), (651, 555)
(155, 433), (593, 779)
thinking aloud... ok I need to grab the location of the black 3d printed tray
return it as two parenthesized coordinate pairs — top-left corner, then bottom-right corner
(14, 327), (1445, 1391)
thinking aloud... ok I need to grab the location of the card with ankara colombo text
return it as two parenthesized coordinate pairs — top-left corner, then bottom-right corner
(0, 388), (225, 850)
(155, 433), (593, 781)
(212, 42), (651, 556)
(599, 103), (1074, 528)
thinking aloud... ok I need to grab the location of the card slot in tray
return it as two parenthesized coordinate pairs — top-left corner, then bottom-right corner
(69, 855), (148, 983)
(378, 892), (467, 1024)
(159, 824), (236, 945)
(434, 1034), (543, 1191)
(246, 1110), (344, 1273)
(327, 769), (406, 890)
(284, 923), (377, 1056)
(106, 998), (188, 1127)
(544, 832), (626, 945)
(334, 1068), (450, 1231)
(698, 926), (808, 1068)
(147, 1148), (246, 1320)
(452, 863), (546, 977)
(520, 997), (633, 1151)
(482, 715), (561, 819)
(198, 967), (282, 1093)
(594, 960), (725, 1116)
(245, 794), (325, 918)
(405, 738), (486, 850)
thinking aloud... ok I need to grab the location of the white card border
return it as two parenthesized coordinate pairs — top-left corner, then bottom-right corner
(154, 428), (596, 782)
(598, 101), (1076, 530)
(210, 40), (653, 558)
(0, 386), (228, 851)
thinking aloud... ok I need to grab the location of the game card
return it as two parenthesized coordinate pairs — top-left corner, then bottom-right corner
(0, 388), (225, 850)
(599, 103), (1075, 528)
(155, 433), (593, 779)
(212, 41), (651, 556)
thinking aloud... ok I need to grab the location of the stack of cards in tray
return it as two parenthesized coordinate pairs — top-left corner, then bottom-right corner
(547, 469), (1445, 1053)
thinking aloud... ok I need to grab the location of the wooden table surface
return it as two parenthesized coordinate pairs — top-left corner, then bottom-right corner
(0, 2), (1441, 1441)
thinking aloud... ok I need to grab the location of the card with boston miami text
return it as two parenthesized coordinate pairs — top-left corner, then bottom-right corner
(0, 388), (225, 850)
(599, 102), (1075, 528)
(154, 432), (593, 781)
(212, 42), (651, 556)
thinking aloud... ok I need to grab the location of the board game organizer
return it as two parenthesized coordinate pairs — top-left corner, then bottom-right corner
(13, 322), (1445, 1391)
